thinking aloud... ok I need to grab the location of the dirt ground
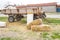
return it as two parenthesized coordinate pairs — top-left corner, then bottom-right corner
(0, 22), (42, 40)
(0, 21), (60, 40)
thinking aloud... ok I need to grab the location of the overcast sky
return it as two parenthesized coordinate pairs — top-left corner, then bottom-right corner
(0, 0), (60, 8)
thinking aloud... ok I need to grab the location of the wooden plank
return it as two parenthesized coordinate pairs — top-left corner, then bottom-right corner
(27, 8), (33, 14)
(19, 8), (27, 14)
(6, 9), (11, 14)
(11, 9), (18, 14)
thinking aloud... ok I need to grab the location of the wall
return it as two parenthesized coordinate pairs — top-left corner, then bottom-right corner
(27, 6), (56, 13)
(56, 7), (60, 12)
(42, 6), (56, 12)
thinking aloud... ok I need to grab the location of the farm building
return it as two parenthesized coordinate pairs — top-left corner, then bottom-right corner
(16, 2), (57, 13)
(56, 5), (60, 12)
(41, 2), (57, 12)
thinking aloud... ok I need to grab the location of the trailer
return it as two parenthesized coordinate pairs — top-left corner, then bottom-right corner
(0, 7), (46, 22)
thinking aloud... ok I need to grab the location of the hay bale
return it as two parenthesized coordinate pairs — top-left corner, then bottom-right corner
(41, 25), (51, 31)
(30, 19), (42, 25)
(27, 19), (42, 29)
(31, 24), (51, 31)
(31, 25), (41, 31)
(27, 23), (32, 29)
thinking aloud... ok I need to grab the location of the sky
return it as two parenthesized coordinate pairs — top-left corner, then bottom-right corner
(0, 0), (60, 8)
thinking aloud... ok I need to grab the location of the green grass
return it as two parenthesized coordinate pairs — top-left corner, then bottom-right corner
(0, 17), (8, 22)
(21, 18), (27, 23)
(0, 17), (60, 24)
(0, 37), (23, 40)
(0, 37), (11, 40)
(20, 18), (60, 24)
(41, 32), (60, 40)
(43, 18), (60, 24)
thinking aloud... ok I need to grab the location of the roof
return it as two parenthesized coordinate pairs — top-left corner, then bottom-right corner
(57, 5), (60, 7)
(16, 2), (57, 8)
(27, 2), (57, 7)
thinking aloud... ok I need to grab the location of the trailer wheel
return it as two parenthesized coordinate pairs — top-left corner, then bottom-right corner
(8, 16), (15, 22)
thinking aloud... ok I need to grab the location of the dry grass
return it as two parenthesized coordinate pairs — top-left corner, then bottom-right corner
(0, 22), (42, 40)
(0, 21), (60, 40)
(0, 17), (60, 40)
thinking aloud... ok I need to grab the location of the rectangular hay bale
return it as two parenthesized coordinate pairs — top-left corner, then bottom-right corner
(31, 24), (51, 31)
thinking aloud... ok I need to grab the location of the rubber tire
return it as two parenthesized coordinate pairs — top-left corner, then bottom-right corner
(8, 16), (15, 22)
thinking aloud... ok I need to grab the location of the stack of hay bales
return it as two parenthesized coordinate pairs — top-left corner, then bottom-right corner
(27, 19), (42, 29)
(27, 19), (51, 31)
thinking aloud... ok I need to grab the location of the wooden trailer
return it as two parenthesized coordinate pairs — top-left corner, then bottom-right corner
(0, 7), (46, 22)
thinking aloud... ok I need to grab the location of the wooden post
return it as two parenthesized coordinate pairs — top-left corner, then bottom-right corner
(27, 8), (33, 24)
(27, 14), (33, 24)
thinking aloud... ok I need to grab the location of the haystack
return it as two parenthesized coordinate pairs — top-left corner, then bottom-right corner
(27, 19), (42, 29)
(31, 24), (51, 31)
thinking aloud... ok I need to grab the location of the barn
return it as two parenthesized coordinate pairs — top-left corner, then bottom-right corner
(41, 2), (57, 12)
(27, 2), (57, 13)
(16, 2), (57, 13)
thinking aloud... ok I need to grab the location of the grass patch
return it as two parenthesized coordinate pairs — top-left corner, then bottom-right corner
(0, 37), (23, 40)
(43, 18), (60, 24)
(21, 18), (27, 23)
(0, 17), (60, 24)
(1, 37), (11, 40)
(51, 32), (60, 39)
(0, 17), (8, 22)
(41, 32), (60, 40)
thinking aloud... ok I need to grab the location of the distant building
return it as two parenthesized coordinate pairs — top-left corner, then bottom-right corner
(41, 2), (57, 12)
(16, 2), (57, 13)
(56, 5), (60, 12)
